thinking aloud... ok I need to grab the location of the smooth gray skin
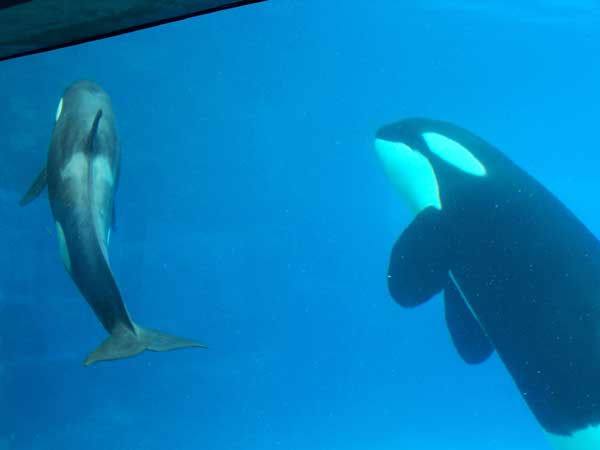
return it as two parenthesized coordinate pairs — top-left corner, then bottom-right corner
(21, 80), (205, 365)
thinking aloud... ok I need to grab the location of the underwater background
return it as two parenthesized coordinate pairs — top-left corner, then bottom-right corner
(1, 1), (600, 449)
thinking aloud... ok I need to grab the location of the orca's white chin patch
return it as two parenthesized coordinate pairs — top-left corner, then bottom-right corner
(546, 425), (600, 450)
(375, 138), (441, 215)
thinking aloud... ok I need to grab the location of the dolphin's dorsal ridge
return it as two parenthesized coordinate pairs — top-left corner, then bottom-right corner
(86, 109), (103, 155)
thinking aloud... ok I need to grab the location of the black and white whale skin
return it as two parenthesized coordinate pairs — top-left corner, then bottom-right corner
(375, 117), (600, 450)
(20, 80), (206, 366)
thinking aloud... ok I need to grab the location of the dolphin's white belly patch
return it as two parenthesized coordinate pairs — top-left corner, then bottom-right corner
(91, 156), (114, 247)
(92, 156), (114, 187)
(91, 156), (114, 220)
(61, 152), (88, 181)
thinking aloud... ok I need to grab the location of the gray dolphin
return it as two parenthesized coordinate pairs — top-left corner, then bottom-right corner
(20, 80), (206, 365)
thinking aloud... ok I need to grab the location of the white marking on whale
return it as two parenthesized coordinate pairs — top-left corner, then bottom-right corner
(546, 424), (600, 450)
(375, 138), (442, 214)
(422, 131), (487, 176)
(55, 97), (63, 122)
(60, 152), (87, 181)
(91, 156), (114, 187)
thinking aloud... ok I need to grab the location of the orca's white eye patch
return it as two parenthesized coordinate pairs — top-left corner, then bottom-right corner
(422, 132), (487, 177)
(375, 138), (442, 215)
(55, 97), (64, 122)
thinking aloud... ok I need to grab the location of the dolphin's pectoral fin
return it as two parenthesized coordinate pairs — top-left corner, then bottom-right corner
(387, 206), (450, 307)
(444, 277), (494, 364)
(83, 324), (207, 366)
(19, 166), (48, 206)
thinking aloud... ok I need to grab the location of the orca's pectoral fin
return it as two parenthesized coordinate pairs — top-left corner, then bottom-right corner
(19, 166), (48, 206)
(83, 324), (207, 366)
(388, 206), (450, 307)
(444, 278), (494, 364)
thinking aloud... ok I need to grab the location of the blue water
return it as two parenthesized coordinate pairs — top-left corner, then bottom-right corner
(2, 1), (600, 449)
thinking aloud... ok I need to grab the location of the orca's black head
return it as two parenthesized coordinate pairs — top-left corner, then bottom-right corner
(375, 118), (491, 215)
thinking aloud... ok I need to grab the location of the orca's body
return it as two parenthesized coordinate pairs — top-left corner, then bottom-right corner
(376, 118), (600, 449)
(21, 80), (205, 365)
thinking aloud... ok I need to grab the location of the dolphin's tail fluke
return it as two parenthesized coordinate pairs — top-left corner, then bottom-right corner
(83, 325), (207, 366)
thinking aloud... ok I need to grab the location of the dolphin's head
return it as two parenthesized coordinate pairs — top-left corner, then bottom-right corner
(54, 80), (112, 126)
(375, 118), (489, 215)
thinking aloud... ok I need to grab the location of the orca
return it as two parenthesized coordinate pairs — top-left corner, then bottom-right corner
(375, 117), (600, 449)
(20, 80), (206, 365)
